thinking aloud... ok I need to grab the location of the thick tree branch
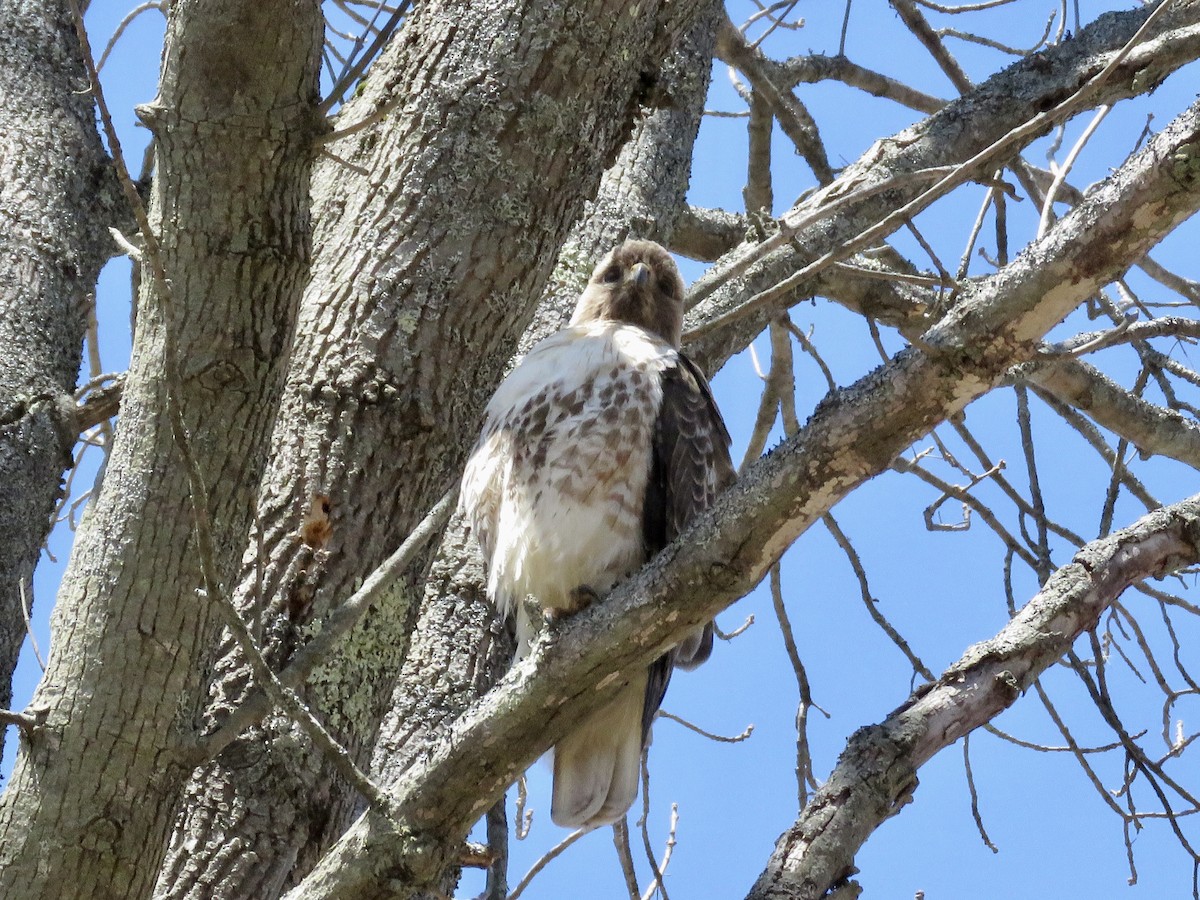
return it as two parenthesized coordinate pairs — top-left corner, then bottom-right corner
(282, 87), (1200, 900)
(669, 206), (748, 262)
(72, 374), (123, 432)
(746, 494), (1200, 900)
(779, 53), (944, 114)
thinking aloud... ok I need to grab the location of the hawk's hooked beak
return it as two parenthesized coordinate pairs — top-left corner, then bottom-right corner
(628, 262), (651, 287)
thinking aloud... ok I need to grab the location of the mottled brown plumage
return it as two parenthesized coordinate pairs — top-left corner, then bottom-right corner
(570, 239), (685, 347)
(461, 240), (733, 827)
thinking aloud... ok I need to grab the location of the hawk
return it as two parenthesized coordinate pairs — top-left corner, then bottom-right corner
(460, 239), (735, 828)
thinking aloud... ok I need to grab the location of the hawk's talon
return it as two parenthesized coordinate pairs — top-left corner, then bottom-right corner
(567, 584), (600, 614)
(543, 585), (601, 626)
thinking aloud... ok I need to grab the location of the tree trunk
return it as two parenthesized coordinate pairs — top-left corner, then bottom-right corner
(155, 2), (691, 896)
(0, 2), (323, 897)
(0, 0), (117, 756)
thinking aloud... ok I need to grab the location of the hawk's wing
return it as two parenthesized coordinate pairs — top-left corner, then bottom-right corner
(641, 352), (735, 737)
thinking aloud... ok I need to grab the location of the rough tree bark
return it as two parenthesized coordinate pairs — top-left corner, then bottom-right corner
(0, 1), (323, 897)
(0, 0), (118, 757)
(154, 2), (706, 897)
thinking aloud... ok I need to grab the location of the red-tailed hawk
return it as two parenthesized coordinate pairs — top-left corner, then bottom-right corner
(461, 239), (734, 828)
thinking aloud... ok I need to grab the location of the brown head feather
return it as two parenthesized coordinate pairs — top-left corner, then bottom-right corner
(570, 239), (685, 348)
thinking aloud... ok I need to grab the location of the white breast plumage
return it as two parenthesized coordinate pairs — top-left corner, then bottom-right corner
(460, 320), (675, 651)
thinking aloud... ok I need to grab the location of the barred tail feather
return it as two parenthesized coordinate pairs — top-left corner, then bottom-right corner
(551, 674), (646, 828)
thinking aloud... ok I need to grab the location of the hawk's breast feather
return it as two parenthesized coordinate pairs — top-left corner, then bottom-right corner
(461, 320), (677, 650)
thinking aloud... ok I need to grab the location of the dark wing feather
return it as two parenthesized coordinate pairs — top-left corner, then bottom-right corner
(641, 352), (735, 738)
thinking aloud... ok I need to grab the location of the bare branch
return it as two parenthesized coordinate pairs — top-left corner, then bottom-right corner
(319, 0), (413, 114)
(16, 578), (44, 673)
(506, 827), (591, 900)
(684, 3), (1200, 371)
(891, 0), (972, 93)
(669, 207), (748, 262)
(747, 494), (1200, 900)
(717, 16), (835, 184)
(612, 818), (641, 900)
(656, 711), (754, 744)
(780, 54), (944, 114)
(1026, 358), (1200, 470)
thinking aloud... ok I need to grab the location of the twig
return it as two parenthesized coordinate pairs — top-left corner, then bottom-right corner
(770, 563), (821, 808)
(514, 774), (533, 840)
(746, 0), (804, 49)
(507, 827), (591, 900)
(784, 319), (837, 391)
(963, 734), (998, 852)
(914, 0), (1019, 12)
(18, 577), (45, 672)
(938, 13), (1056, 57)
(823, 513), (935, 681)
(637, 755), (671, 900)
(956, 181), (997, 280)
(1015, 385), (1052, 584)
(892, 0), (972, 93)
(612, 818), (641, 900)
(193, 488), (456, 760)
(714, 615), (755, 640)
(639, 804), (680, 900)
(483, 797), (509, 900)
(656, 711), (754, 743)
(838, 0), (853, 56)
(1038, 104), (1112, 239)
(319, 0), (413, 114)
(96, 1), (166, 72)
(981, 722), (1126, 754)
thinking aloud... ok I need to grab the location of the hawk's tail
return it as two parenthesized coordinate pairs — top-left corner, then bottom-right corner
(550, 671), (646, 829)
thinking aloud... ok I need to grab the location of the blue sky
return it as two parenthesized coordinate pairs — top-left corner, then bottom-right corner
(7, 3), (1200, 898)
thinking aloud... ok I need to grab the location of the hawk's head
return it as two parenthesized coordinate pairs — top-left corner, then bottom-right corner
(570, 240), (685, 348)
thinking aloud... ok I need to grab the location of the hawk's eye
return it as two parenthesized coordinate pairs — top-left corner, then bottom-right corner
(601, 266), (622, 284)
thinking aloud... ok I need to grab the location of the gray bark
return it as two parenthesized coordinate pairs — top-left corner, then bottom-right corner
(0, 0), (118, 756)
(155, 2), (697, 896)
(0, 1), (323, 897)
